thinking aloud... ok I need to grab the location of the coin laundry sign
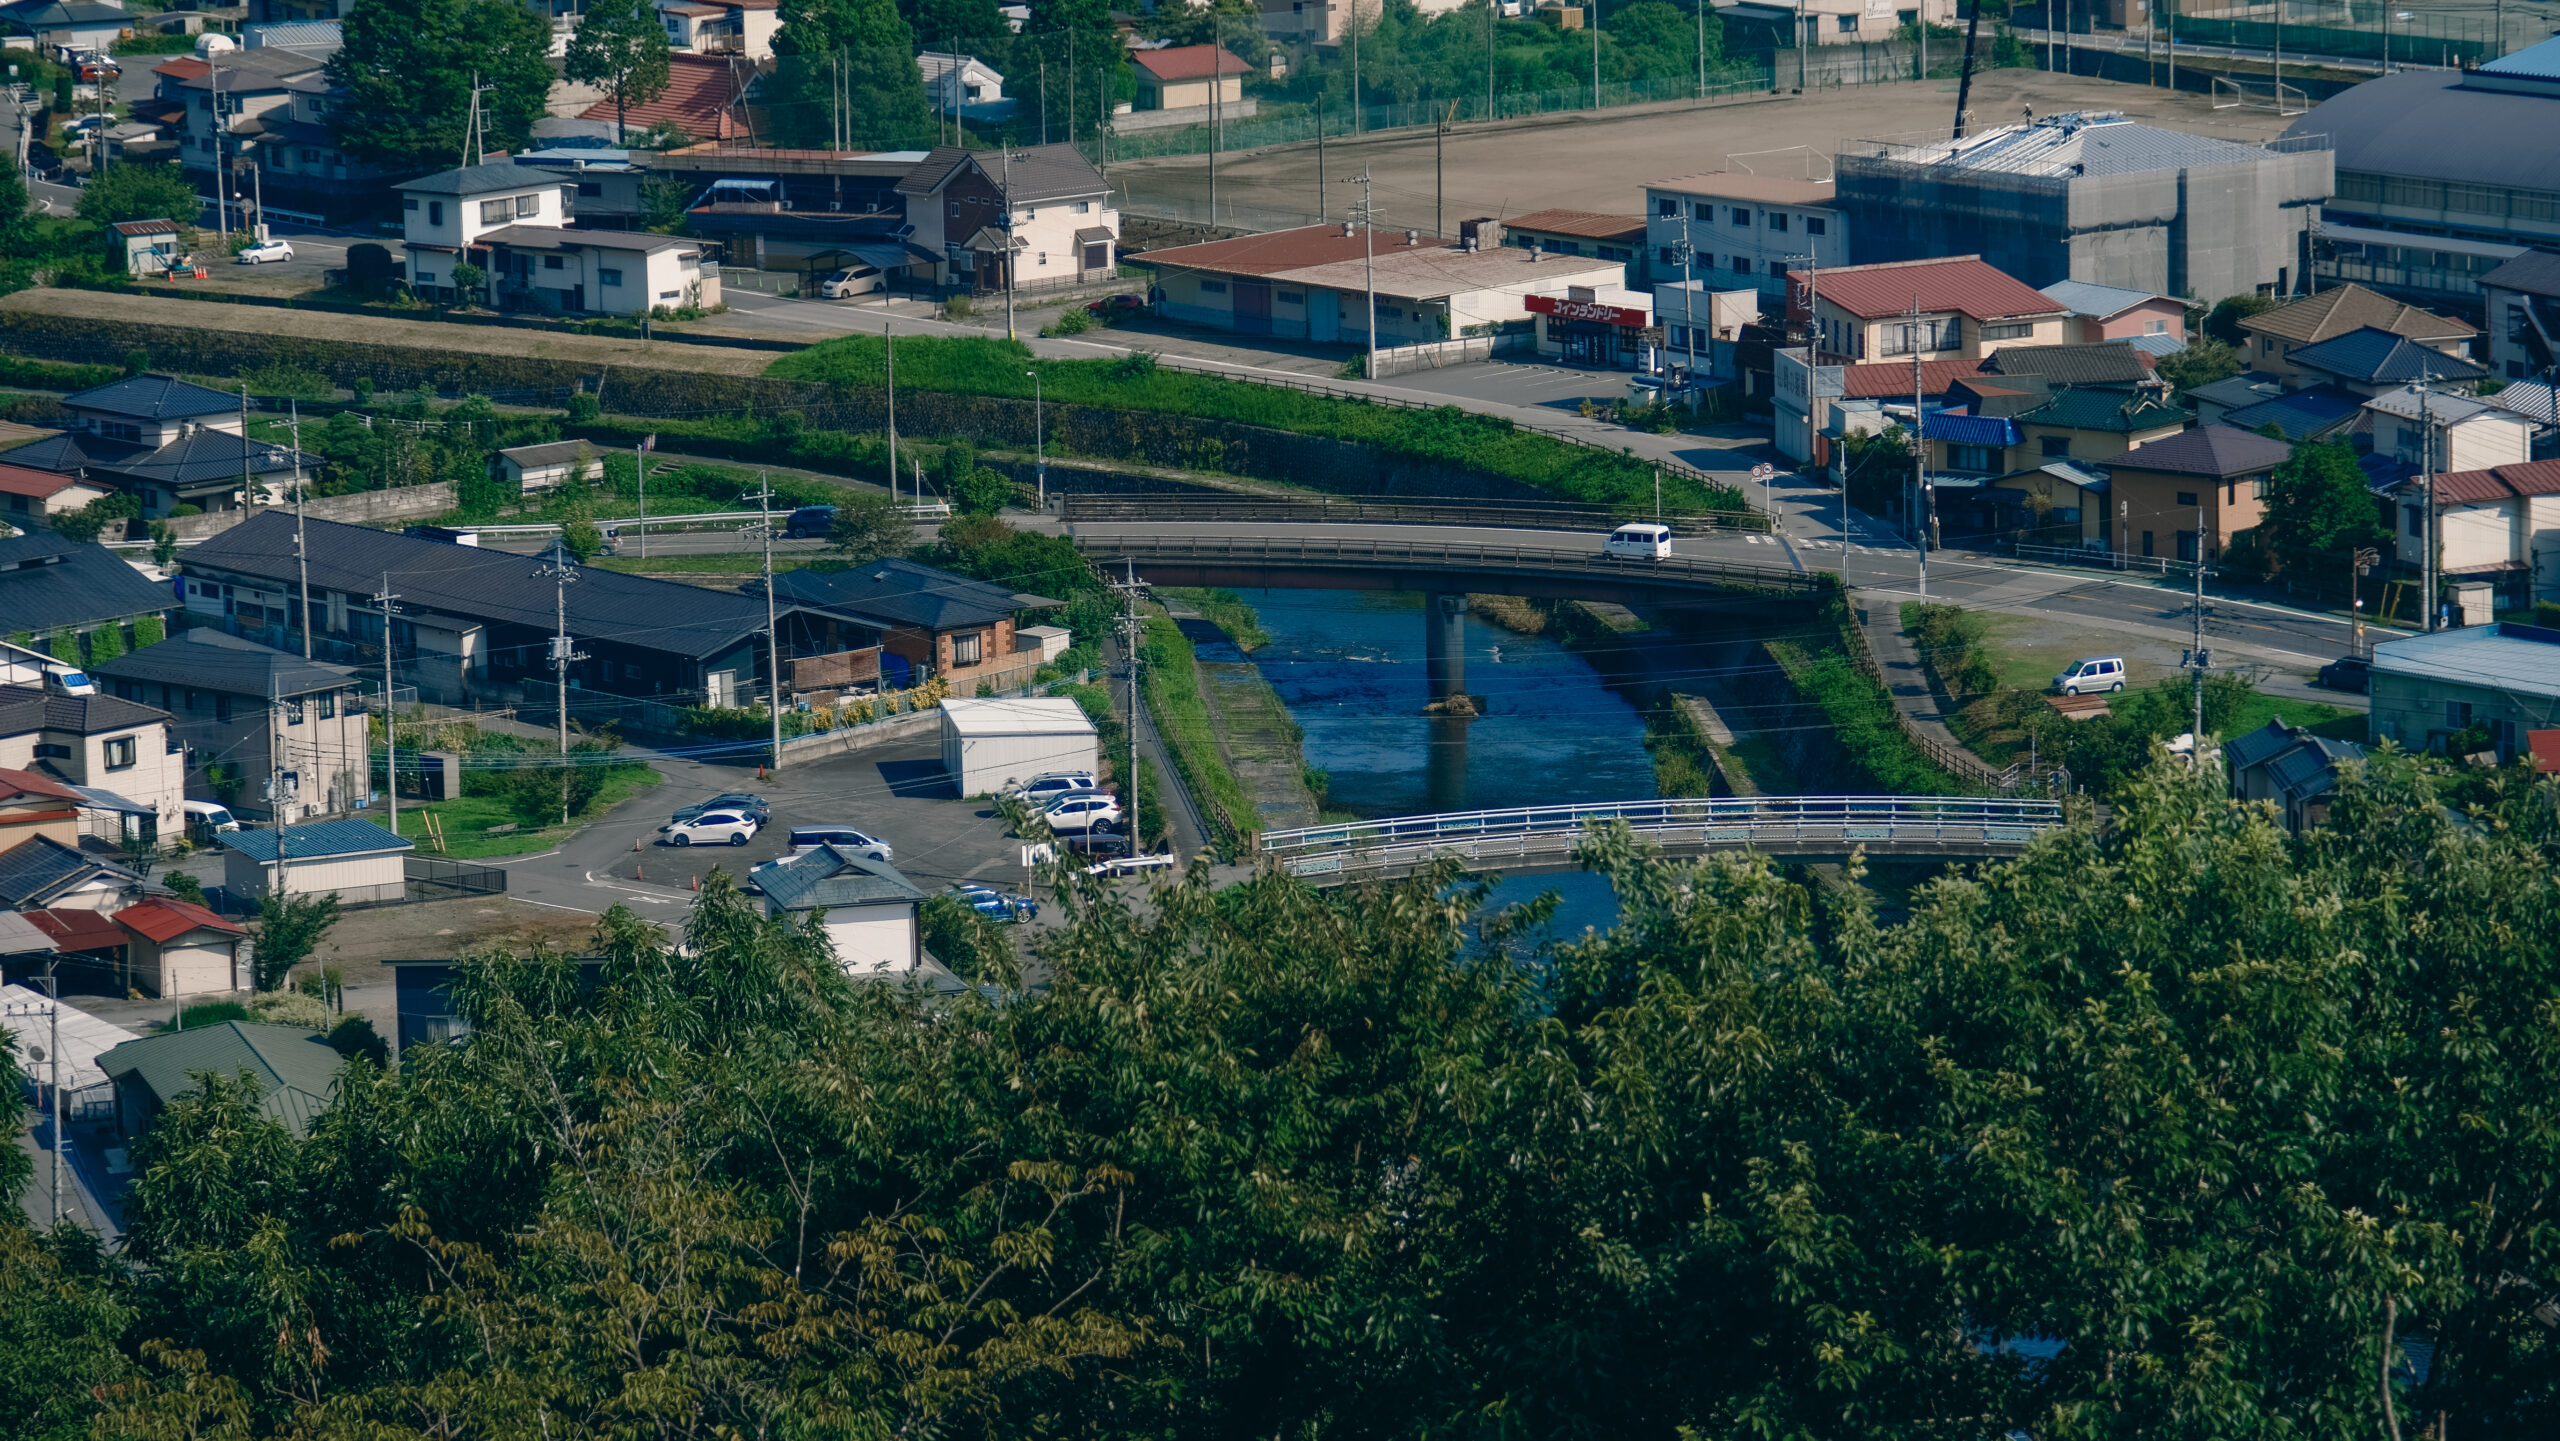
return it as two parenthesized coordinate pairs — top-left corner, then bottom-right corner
(1524, 293), (1647, 327)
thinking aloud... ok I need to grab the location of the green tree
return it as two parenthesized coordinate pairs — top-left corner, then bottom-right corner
(949, 464), (1013, 516)
(2203, 291), (2280, 346)
(250, 891), (341, 991)
(0, 164), (31, 252)
(826, 490), (916, 561)
(327, 0), (555, 171)
(74, 161), (198, 227)
(564, 0), (674, 144)
(2258, 437), (2386, 578)
(150, 520), (180, 568)
(2154, 336), (2244, 393)
(768, 0), (934, 149)
(162, 871), (208, 907)
(638, 174), (693, 233)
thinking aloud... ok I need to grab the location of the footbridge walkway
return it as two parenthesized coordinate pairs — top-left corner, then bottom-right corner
(1259, 795), (2068, 882)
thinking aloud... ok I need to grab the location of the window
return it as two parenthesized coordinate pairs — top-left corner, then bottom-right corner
(1276, 290), (1303, 305)
(31, 743), (70, 760)
(405, 197), (419, 211)
(96, 421), (141, 443)
(480, 199), (512, 225)
(2512, 360), (2530, 378)
(1084, 242), (1109, 269)
(318, 692), (336, 720)
(427, 201), (443, 226)
(2176, 531), (2199, 562)
(300, 148), (319, 163)
(544, 254), (564, 269)
(952, 631), (983, 666)
(285, 699), (305, 725)
(1730, 207), (1752, 226)
(2145, 318), (2168, 335)
(415, 271), (436, 286)
(1767, 212), (1788, 232)
(1731, 256), (1752, 273)
(2175, 491), (2199, 506)
(599, 268), (624, 287)
(1948, 444), (1998, 473)
(2040, 436), (2072, 458)
(1836, 12), (1860, 30)
(1200, 279), (1228, 294)
(2404, 504), (2425, 536)
(1982, 321), (2035, 340)
(215, 695), (232, 723)
(1805, 217), (1827, 236)
(2141, 530), (2155, 557)
(1883, 317), (1957, 355)
(516, 194), (540, 217)
(1692, 201), (1711, 221)
(1379, 304), (1403, 319)
(949, 201), (962, 218)
(2252, 474), (2271, 500)
(2445, 700), (2473, 728)
(1071, 200), (1091, 214)
(578, 182), (602, 197)
(104, 736), (136, 770)
(1037, 251), (1048, 266)
(1657, 198), (1677, 217)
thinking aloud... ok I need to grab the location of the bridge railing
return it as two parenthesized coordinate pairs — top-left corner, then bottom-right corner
(1076, 533), (1823, 594)
(1061, 493), (1773, 534)
(1259, 795), (2067, 877)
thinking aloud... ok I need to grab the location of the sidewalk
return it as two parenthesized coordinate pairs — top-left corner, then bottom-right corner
(1850, 596), (2007, 790)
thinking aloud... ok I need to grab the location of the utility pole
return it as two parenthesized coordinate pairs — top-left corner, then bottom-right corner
(2188, 498), (2207, 764)
(213, 64), (228, 250)
(240, 385), (252, 512)
(2419, 373), (2439, 631)
(1490, 0), (1498, 119)
(290, 400), (310, 657)
(748, 476), (785, 772)
(6, 981), (65, 1226)
(1352, 0), (1362, 135)
(536, 539), (586, 825)
(634, 433), (654, 557)
(1001, 147), (1019, 341)
(373, 573), (399, 836)
(1025, 369), (1046, 511)
(1118, 558), (1142, 819)
(885, 319), (898, 499)
(1785, 249), (1827, 568)
(1679, 211), (1698, 381)
(1909, 293), (1927, 598)
(1344, 168), (1378, 378)
(2351, 546), (2378, 658)
(1316, 95), (1326, 219)
(1435, 102), (1448, 238)
(1209, 11), (1221, 224)
(1592, 0), (1601, 110)
(1697, 0), (1706, 98)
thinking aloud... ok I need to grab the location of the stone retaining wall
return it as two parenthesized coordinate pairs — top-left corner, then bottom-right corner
(165, 482), (460, 539)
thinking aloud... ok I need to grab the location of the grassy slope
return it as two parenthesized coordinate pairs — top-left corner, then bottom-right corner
(766, 333), (1744, 514)
(392, 767), (661, 859)
(1139, 613), (1261, 851)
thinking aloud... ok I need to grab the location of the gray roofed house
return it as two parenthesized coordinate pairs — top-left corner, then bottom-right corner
(2180, 372), (2286, 425)
(0, 834), (141, 910)
(60, 374), (244, 424)
(750, 845), (926, 977)
(91, 630), (373, 823)
(2368, 621), (2560, 759)
(98, 1021), (350, 1139)
(0, 531), (179, 635)
(0, 430), (144, 476)
(764, 557), (1058, 632)
(2225, 717), (2366, 833)
(91, 627), (351, 698)
(215, 817), (410, 864)
(1982, 342), (2158, 388)
(2109, 424), (2296, 477)
(389, 159), (546, 196)
(84, 429), (321, 519)
(2223, 384), (2366, 443)
(2037, 279), (2162, 321)
(2288, 326), (2489, 394)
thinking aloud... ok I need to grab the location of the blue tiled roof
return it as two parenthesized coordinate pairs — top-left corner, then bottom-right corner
(2479, 32), (2560, 79)
(1922, 412), (2020, 447)
(2289, 326), (2487, 384)
(2224, 385), (2364, 442)
(216, 818), (413, 863)
(2124, 332), (2186, 358)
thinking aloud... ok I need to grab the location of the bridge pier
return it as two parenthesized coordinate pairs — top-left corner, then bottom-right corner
(1423, 592), (1469, 706)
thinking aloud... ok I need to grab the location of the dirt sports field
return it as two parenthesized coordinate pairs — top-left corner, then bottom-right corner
(1108, 67), (2298, 234)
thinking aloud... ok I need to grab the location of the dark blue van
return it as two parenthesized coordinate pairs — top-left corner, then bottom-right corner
(783, 505), (838, 538)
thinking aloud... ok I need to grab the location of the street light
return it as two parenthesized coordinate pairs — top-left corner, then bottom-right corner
(1025, 369), (1046, 512)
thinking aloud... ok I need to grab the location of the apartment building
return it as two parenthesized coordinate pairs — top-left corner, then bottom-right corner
(1642, 173), (1846, 305)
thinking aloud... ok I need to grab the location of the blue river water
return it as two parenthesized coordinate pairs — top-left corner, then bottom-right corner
(1235, 588), (1651, 940)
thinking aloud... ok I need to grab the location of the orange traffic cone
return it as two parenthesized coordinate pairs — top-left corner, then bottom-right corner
(691, 873), (699, 891)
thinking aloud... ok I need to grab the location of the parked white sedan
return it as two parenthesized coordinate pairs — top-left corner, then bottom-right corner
(1042, 793), (1124, 833)
(663, 809), (760, 846)
(235, 239), (295, 265)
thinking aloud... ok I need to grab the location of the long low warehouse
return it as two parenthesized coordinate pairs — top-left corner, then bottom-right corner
(940, 697), (1098, 797)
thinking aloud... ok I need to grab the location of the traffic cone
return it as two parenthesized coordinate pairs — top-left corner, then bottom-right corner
(636, 864), (643, 880)
(691, 872), (699, 891)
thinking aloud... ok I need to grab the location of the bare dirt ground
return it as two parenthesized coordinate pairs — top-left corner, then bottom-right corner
(1108, 68), (2298, 231)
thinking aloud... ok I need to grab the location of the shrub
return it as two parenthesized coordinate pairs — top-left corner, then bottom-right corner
(247, 989), (331, 1030)
(326, 1015), (390, 1067)
(564, 391), (602, 422)
(345, 242), (395, 297)
(161, 871), (207, 906)
(175, 1001), (250, 1030)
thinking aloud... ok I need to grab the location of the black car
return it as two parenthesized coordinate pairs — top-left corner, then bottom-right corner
(783, 505), (838, 539)
(2316, 655), (2373, 693)
(668, 791), (771, 827)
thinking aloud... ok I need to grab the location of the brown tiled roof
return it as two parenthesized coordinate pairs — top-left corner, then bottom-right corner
(0, 766), (81, 805)
(1135, 222), (1452, 277)
(0, 463), (83, 500)
(2421, 457), (2560, 505)
(1506, 208), (1647, 242)
(115, 896), (245, 943)
(2238, 283), (2476, 346)
(1133, 44), (1249, 81)
(1646, 173), (1837, 207)
(1837, 356), (1994, 399)
(578, 53), (745, 138)
(1789, 256), (2067, 322)
(24, 908), (125, 952)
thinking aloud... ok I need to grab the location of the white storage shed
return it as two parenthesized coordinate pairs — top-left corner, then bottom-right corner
(939, 697), (1098, 797)
(216, 818), (414, 905)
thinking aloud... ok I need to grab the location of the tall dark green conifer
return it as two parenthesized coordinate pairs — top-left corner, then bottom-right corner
(771, 0), (936, 149)
(327, 0), (555, 172)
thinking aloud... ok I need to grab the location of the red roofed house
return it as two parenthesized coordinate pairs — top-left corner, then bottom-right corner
(1132, 44), (1249, 115)
(0, 766), (83, 856)
(2374, 457), (2560, 613)
(23, 909), (127, 970)
(114, 896), (247, 997)
(580, 52), (754, 141)
(0, 463), (113, 534)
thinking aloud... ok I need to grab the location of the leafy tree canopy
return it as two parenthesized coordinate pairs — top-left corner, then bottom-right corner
(327, 0), (555, 172)
(2203, 291), (2281, 346)
(2155, 335), (2244, 393)
(74, 162), (198, 227)
(2259, 437), (2388, 577)
(564, 0), (673, 143)
(770, 0), (935, 148)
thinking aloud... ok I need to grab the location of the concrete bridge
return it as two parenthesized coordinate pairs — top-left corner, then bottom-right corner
(1258, 796), (2067, 882)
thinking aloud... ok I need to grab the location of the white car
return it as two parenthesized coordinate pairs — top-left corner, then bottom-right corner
(664, 810), (760, 846)
(235, 239), (294, 265)
(2053, 656), (2128, 696)
(1042, 793), (1124, 833)
(788, 825), (892, 861)
(819, 265), (883, 299)
(1007, 772), (1097, 806)
(1602, 522), (1673, 560)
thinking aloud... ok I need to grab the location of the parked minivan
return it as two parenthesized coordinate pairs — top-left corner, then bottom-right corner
(1602, 523), (1673, 561)
(182, 800), (239, 841)
(788, 826), (893, 862)
(820, 266), (883, 300)
(2053, 656), (2128, 696)
(783, 505), (838, 539)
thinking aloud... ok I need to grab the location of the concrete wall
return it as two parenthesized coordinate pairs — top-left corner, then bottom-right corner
(166, 482), (460, 539)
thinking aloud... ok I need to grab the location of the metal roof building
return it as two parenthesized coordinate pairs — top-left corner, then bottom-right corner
(1836, 111), (2333, 302)
(2368, 621), (2560, 757)
(98, 1021), (349, 1138)
(0, 531), (177, 636)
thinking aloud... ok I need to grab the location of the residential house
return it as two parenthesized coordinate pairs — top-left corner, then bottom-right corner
(2368, 620), (2560, 757)
(1136, 222), (1629, 353)
(0, 984), (136, 1124)
(2038, 279), (2188, 353)
(2182, 373), (2287, 427)
(0, 766), (83, 855)
(896, 143), (1117, 296)
(1130, 44), (1249, 116)
(918, 52), (1014, 122)
(493, 439), (602, 493)
(2224, 718), (2367, 833)
(1643, 173), (1845, 304)
(111, 895), (246, 997)
(92, 629), (373, 823)
(0, 683), (186, 848)
(653, 145), (932, 280)
(2288, 325), (2492, 399)
(655, 0), (780, 59)
(2481, 249), (2560, 383)
(179, 513), (845, 716)
(2099, 424), (2296, 565)
(0, 373), (318, 520)
(2362, 386), (2535, 476)
(398, 160), (718, 314)
(1928, 368), (2192, 548)
(167, 44), (375, 225)
(2235, 284), (2476, 384)
(2221, 384), (2367, 444)
(217, 817), (411, 905)
(99, 1021), (348, 1140)
(0, 0), (132, 52)
(762, 557), (1062, 694)
(1791, 256), (2074, 366)
(2374, 458), (2560, 614)
(0, 835), (142, 912)
(0, 462), (112, 531)
(575, 51), (754, 142)
(241, 19), (342, 56)
(1499, 210), (1647, 286)
(513, 145), (646, 231)
(748, 845), (925, 977)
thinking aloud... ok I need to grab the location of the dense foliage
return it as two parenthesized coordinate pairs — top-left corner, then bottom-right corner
(12, 754), (2560, 1438)
(327, 0), (556, 170)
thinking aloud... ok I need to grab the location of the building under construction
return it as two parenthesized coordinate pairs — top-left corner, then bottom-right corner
(1832, 113), (2334, 303)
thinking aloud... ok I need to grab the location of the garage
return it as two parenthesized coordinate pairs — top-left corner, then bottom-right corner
(940, 698), (1098, 798)
(217, 819), (415, 906)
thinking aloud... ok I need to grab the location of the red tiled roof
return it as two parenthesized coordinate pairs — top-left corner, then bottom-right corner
(1133, 44), (1249, 81)
(580, 53), (746, 138)
(1790, 256), (2067, 322)
(1506, 208), (1648, 242)
(0, 464), (83, 500)
(1837, 356), (1993, 400)
(1135, 222), (1453, 276)
(0, 767), (83, 806)
(154, 57), (209, 82)
(116, 896), (246, 943)
(24, 908), (127, 952)
(2427, 457), (2560, 505)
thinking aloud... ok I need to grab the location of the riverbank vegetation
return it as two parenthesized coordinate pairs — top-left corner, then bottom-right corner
(1139, 612), (1260, 853)
(10, 755), (2560, 1436)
